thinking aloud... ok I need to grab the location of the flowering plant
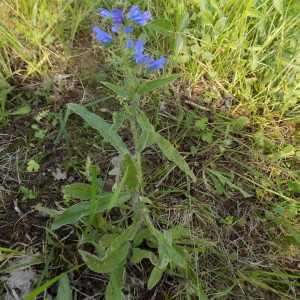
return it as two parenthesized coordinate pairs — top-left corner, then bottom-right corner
(91, 4), (170, 102)
(51, 4), (196, 298)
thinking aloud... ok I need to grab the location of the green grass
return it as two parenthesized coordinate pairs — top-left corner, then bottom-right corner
(1, 0), (300, 299)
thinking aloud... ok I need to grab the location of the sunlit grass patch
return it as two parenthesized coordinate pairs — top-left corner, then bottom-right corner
(0, 0), (102, 80)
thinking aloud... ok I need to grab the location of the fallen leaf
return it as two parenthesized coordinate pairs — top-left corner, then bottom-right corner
(52, 168), (67, 180)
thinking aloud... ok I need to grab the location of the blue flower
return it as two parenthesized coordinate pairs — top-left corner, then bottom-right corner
(111, 9), (124, 24)
(135, 39), (144, 53)
(111, 24), (119, 33)
(99, 8), (111, 18)
(127, 5), (152, 26)
(127, 38), (144, 53)
(92, 25), (114, 44)
(124, 27), (133, 34)
(147, 56), (167, 71)
(99, 8), (124, 24)
(99, 8), (124, 33)
(134, 53), (154, 65)
(127, 39), (133, 48)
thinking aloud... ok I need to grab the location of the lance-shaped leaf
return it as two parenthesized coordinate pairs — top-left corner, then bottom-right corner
(155, 133), (196, 182)
(68, 103), (128, 155)
(101, 82), (129, 99)
(51, 192), (131, 230)
(137, 74), (182, 96)
(136, 110), (156, 153)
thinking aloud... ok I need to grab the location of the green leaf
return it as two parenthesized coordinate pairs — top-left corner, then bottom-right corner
(56, 274), (72, 300)
(287, 181), (300, 193)
(273, 205), (285, 215)
(147, 266), (165, 290)
(247, 8), (263, 18)
(178, 12), (189, 32)
(136, 111), (157, 152)
(51, 192), (131, 230)
(107, 167), (128, 212)
(202, 131), (213, 144)
(202, 51), (214, 62)
(213, 16), (227, 35)
(133, 228), (156, 247)
(155, 133), (196, 182)
(80, 224), (137, 273)
(207, 169), (252, 198)
(149, 19), (172, 36)
(68, 103), (128, 155)
(10, 105), (31, 116)
(235, 116), (249, 127)
(251, 51), (259, 71)
(136, 110), (154, 131)
(137, 74), (182, 96)
(27, 159), (40, 172)
(23, 265), (82, 300)
(111, 111), (126, 131)
(136, 130), (156, 153)
(131, 248), (157, 265)
(111, 223), (138, 250)
(106, 266), (125, 300)
(273, 0), (283, 14)
(195, 117), (208, 130)
(166, 226), (190, 240)
(101, 82), (129, 99)
(79, 241), (130, 273)
(63, 183), (101, 200)
(122, 154), (139, 192)
(174, 34), (184, 54)
(164, 244), (188, 269)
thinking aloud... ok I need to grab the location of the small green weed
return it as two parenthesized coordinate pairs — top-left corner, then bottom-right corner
(20, 186), (36, 201)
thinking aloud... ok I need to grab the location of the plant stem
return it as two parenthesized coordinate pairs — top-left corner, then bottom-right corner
(124, 101), (144, 219)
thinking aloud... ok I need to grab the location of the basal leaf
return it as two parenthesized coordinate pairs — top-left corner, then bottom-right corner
(79, 241), (130, 273)
(63, 183), (101, 200)
(106, 266), (125, 300)
(131, 248), (157, 265)
(51, 192), (131, 230)
(67, 103), (128, 155)
(111, 223), (138, 251)
(56, 274), (72, 300)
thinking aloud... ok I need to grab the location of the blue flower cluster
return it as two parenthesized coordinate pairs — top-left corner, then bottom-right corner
(93, 5), (166, 71)
(127, 39), (166, 71)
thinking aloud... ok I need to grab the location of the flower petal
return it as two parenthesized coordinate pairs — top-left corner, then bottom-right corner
(134, 53), (154, 65)
(127, 39), (133, 48)
(147, 56), (167, 70)
(135, 39), (144, 53)
(99, 8), (112, 18)
(124, 26), (133, 34)
(111, 9), (124, 24)
(92, 25), (114, 44)
(111, 24), (119, 33)
(127, 5), (152, 26)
